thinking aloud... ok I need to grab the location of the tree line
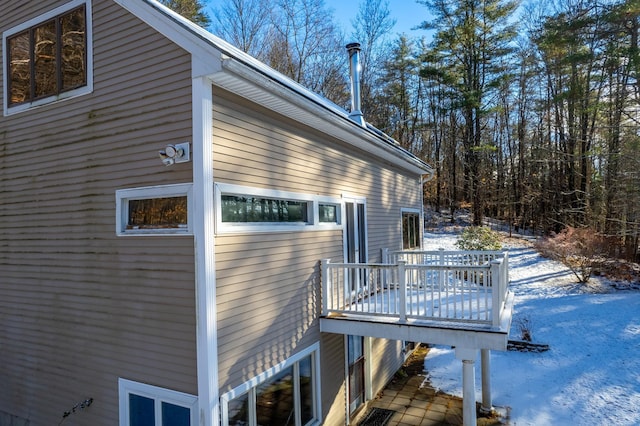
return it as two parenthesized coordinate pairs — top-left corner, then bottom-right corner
(165, 0), (640, 261)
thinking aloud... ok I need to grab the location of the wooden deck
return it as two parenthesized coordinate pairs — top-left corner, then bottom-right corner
(320, 250), (513, 350)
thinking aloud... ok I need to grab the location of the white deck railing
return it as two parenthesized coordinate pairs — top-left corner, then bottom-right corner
(321, 249), (509, 329)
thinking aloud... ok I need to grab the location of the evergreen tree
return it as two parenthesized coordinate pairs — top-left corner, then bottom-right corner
(418, 0), (519, 225)
(159, 0), (211, 27)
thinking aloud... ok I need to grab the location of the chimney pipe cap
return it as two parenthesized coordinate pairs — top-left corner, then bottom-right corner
(346, 42), (361, 52)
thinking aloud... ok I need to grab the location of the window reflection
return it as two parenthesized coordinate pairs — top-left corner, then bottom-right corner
(228, 392), (250, 426)
(255, 365), (295, 426)
(34, 20), (57, 98)
(127, 196), (188, 230)
(6, 5), (86, 106)
(8, 32), (30, 104)
(298, 356), (313, 425)
(222, 195), (308, 223)
(224, 351), (317, 426)
(60, 7), (86, 90)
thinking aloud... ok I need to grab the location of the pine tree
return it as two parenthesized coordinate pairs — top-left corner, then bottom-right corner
(418, 0), (519, 225)
(159, 0), (211, 27)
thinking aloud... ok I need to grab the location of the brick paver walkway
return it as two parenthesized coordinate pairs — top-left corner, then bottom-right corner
(359, 346), (506, 426)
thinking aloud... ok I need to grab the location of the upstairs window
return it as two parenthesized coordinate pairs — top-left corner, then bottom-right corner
(4, 0), (92, 114)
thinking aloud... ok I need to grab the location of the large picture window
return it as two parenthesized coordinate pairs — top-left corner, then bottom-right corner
(3, 0), (92, 114)
(221, 344), (321, 426)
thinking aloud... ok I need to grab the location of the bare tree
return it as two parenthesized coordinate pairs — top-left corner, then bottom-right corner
(210, 0), (272, 59)
(266, 0), (348, 102)
(351, 0), (396, 125)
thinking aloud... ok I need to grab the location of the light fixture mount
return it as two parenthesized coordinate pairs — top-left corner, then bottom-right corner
(159, 142), (190, 166)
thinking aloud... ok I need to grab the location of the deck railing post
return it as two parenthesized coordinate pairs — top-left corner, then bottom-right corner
(398, 260), (406, 323)
(321, 259), (330, 316)
(438, 248), (446, 291)
(490, 260), (501, 327)
(381, 247), (389, 264)
(503, 252), (509, 292)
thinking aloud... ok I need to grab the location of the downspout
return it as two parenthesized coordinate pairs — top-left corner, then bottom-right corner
(346, 42), (366, 127)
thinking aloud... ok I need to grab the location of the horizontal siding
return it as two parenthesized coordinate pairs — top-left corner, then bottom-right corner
(321, 333), (347, 426)
(212, 89), (422, 261)
(216, 230), (341, 390)
(0, 2), (196, 425)
(370, 338), (404, 394)
(212, 88), (424, 426)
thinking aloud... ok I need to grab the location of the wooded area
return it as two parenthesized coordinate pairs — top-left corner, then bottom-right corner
(168, 0), (640, 261)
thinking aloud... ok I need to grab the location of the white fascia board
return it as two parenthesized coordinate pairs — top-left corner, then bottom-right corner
(112, 0), (222, 77)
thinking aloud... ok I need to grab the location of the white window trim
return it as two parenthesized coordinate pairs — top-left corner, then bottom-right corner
(3, 0), (94, 116)
(341, 194), (368, 264)
(118, 378), (198, 426)
(220, 342), (322, 426)
(215, 182), (342, 234)
(115, 183), (194, 236)
(401, 207), (422, 250)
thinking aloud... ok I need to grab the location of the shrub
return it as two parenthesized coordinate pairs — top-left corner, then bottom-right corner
(455, 226), (502, 251)
(515, 315), (534, 342)
(534, 226), (610, 283)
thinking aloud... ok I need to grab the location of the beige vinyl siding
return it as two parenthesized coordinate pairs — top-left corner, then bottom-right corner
(370, 338), (405, 393)
(215, 230), (342, 389)
(0, 1), (196, 425)
(321, 333), (348, 426)
(212, 88), (424, 424)
(212, 91), (422, 259)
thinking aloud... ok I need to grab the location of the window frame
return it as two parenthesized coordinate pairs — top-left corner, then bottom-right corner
(215, 183), (342, 234)
(115, 183), (194, 236)
(3, 0), (93, 116)
(220, 343), (322, 426)
(401, 208), (422, 250)
(118, 378), (198, 426)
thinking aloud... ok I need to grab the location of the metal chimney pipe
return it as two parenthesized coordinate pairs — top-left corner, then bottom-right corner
(346, 42), (365, 127)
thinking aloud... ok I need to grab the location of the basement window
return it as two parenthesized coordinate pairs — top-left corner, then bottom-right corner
(116, 184), (193, 236)
(118, 379), (197, 426)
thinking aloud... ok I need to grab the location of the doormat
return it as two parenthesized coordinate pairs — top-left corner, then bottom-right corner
(357, 408), (396, 426)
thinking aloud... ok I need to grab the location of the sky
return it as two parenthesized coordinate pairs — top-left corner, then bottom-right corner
(205, 0), (433, 40)
(421, 231), (640, 425)
(325, 0), (431, 39)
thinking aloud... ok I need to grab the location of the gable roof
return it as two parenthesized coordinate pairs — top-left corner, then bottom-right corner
(113, 0), (433, 177)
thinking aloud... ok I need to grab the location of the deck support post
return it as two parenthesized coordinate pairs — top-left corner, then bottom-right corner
(480, 348), (492, 413)
(455, 347), (478, 426)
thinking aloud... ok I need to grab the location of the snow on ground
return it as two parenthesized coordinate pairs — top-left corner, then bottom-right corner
(422, 231), (640, 426)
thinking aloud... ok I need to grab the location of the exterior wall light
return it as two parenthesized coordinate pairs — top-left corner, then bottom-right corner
(159, 142), (190, 166)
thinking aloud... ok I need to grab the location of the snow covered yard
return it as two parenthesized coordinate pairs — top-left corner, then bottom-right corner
(422, 231), (640, 425)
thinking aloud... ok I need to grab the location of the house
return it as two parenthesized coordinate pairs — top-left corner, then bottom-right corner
(0, 1), (512, 426)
